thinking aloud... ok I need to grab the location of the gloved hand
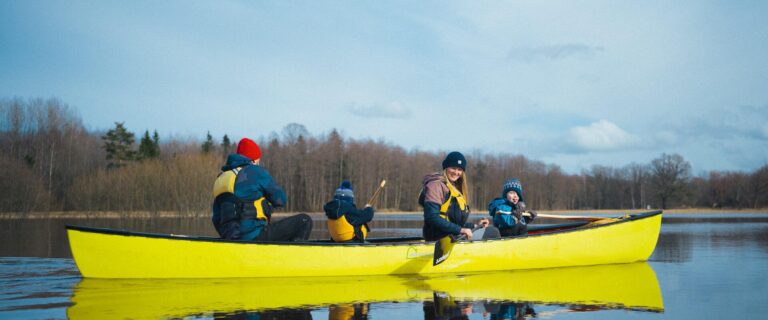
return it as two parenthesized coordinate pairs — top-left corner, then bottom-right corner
(512, 208), (524, 221)
(523, 210), (538, 223)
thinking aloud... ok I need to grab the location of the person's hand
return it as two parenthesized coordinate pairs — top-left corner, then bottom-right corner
(364, 204), (372, 208)
(476, 217), (490, 228)
(461, 305), (473, 316)
(459, 228), (473, 240)
(512, 208), (524, 221)
(522, 210), (538, 223)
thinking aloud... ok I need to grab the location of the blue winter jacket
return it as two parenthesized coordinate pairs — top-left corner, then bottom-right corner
(212, 154), (287, 240)
(488, 198), (529, 229)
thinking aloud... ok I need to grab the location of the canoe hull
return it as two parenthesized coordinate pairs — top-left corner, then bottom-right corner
(67, 210), (662, 278)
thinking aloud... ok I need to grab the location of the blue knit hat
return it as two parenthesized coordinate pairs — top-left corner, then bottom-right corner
(334, 180), (354, 202)
(502, 179), (524, 202)
(442, 151), (467, 171)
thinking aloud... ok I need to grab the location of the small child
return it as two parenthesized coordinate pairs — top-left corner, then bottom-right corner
(324, 180), (375, 242)
(488, 179), (537, 236)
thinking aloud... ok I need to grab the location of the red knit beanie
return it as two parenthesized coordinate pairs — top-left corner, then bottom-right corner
(237, 138), (261, 161)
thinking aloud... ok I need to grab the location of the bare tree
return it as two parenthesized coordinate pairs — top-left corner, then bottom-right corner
(649, 153), (692, 209)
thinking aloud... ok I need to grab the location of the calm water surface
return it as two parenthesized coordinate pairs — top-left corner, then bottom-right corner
(1, 213), (767, 319)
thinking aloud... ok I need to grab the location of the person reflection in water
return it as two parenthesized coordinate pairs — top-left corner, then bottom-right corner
(328, 303), (370, 320)
(213, 309), (313, 319)
(482, 300), (536, 320)
(423, 291), (537, 320)
(423, 291), (473, 320)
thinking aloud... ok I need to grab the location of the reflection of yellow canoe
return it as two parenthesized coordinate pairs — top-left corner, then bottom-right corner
(421, 262), (664, 312)
(66, 210), (662, 278)
(67, 262), (663, 319)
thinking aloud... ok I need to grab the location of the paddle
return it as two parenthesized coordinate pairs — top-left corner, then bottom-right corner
(525, 212), (623, 225)
(527, 213), (604, 222)
(366, 180), (387, 206)
(433, 234), (465, 266)
(433, 221), (488, 266)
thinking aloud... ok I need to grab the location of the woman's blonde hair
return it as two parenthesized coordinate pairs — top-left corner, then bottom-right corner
(443, 169), (470, 205)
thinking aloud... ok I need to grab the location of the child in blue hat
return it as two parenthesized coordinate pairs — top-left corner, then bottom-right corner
(324, 180), (375, 242)
(488, 178), (537, 236)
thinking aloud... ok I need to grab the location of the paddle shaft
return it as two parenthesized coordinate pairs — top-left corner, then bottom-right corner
(366, 180), (386, 206)
(526, 212), (611, 222)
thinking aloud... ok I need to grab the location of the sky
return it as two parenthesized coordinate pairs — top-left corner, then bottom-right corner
(1, 1), (767, 174)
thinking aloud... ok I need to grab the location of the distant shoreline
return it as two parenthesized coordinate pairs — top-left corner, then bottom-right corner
(2, 208), (767, 219)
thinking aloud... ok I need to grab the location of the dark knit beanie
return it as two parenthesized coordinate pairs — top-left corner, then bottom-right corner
(502, 178), (524, 202)
(442, 151), (467, 171)
(334, 180), (354, 201)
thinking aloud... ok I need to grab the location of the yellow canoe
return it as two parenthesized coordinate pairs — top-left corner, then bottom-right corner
(66, 210), (662, 278)
(67, 262), (663, 319)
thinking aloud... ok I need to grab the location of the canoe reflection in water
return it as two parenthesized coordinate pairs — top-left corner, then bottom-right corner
(67, 262), (663, 319)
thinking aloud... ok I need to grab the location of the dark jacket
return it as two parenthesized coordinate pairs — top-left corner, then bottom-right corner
(212, 154), (252, 239)
(488, 199), (530, 228)
(324, 198), (374, 242)
(420, 172), (473, 241)
(212, 154), (287, 240)
(324, 199), (374, 226)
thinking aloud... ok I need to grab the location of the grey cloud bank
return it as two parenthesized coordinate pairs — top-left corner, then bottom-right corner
(1, 1), (766, 174)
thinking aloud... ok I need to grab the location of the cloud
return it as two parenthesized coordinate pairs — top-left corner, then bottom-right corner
(568, 120), (639, 151)
(681, 105), (768, 141)
(761, 123), (768, 139)
(507, 43), (605, 63)
(348, 101), (411, 119)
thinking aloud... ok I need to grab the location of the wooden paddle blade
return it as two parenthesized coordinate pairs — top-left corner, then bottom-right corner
(366, 179), (387, 207)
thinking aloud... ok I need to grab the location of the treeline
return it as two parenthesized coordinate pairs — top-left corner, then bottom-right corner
(1, 97), (767, 215)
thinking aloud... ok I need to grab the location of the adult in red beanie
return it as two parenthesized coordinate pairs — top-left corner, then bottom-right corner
(236, 138), (261, 162)
(211, 137), (312, 242)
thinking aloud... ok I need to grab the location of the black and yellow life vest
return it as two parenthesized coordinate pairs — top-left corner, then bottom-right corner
(212, 167), (241, 198)
(327, 214), (369, 242)
(212, 167), (269, 221)
(438, 181), (469, 225)
(440, 182), (467, 215)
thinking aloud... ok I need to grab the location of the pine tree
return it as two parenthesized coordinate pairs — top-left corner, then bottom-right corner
(152, 130), (161, 157)
(202, 131), (214, 154)
(102, 122), (136, 168)
(221, 134), (232, 155)
(138, 130), (160, 159)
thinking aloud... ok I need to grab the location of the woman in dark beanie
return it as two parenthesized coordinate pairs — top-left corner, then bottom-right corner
(419, 151), (497, 241)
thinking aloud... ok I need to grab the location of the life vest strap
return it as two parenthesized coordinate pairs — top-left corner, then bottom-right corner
(238, 197), (269, 221)
(439, 182), (467, 214)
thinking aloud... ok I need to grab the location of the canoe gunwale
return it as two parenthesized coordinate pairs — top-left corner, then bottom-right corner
(65, 210), (662, 247)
